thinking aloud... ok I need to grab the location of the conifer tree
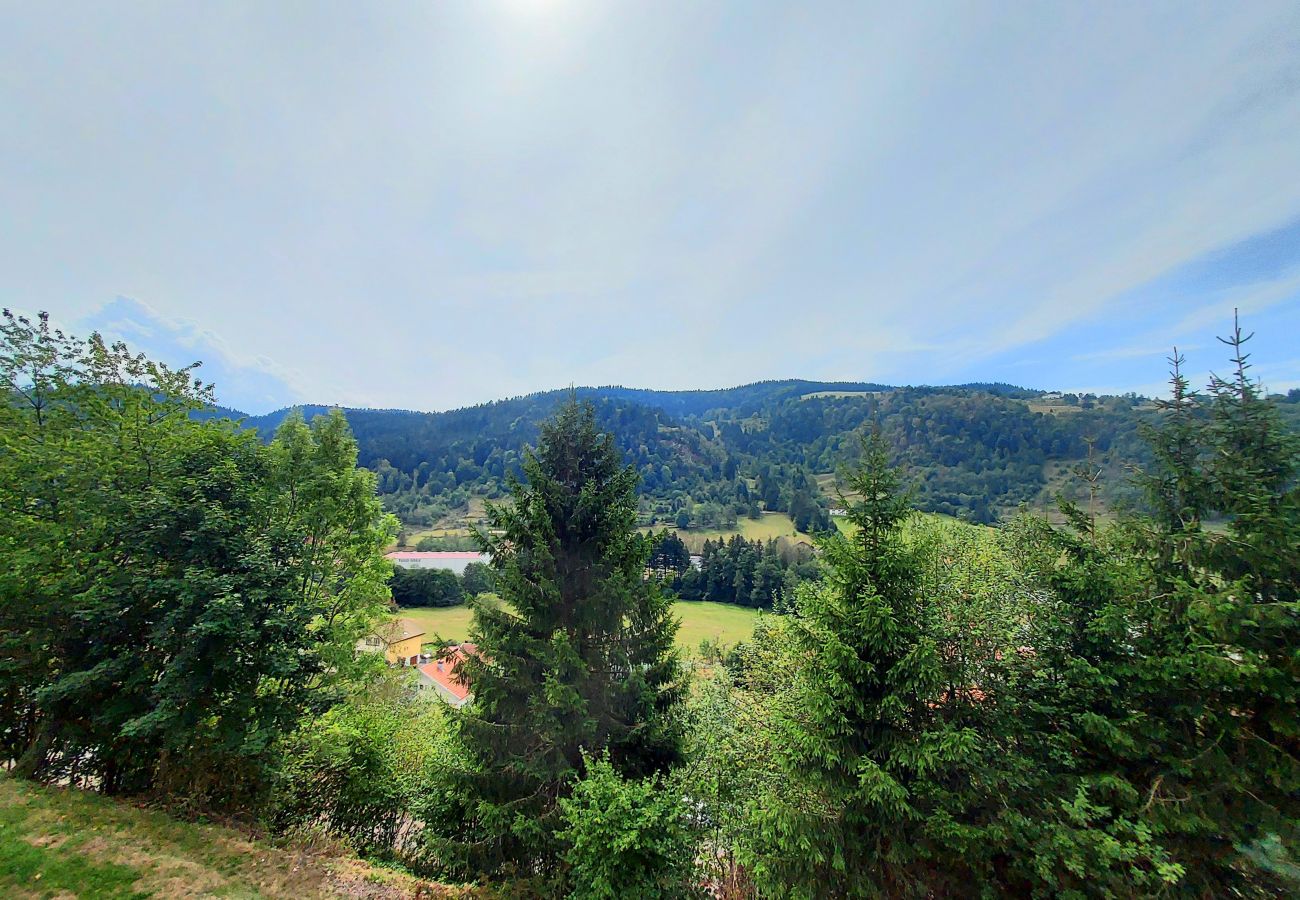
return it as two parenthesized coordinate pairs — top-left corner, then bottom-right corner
(1130, 318), (1300, 892)
(750, 433), (959, 895)
(427, 399), (682, 879)
(1007, 317), (1300, 895)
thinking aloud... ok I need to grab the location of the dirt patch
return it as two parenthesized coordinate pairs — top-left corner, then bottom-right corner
(74, 834), (230, 896)
(23, 833), (67, 849)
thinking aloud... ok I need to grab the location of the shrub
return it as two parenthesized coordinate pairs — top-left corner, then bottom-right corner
(271, 676), (453, 857)
(558, 753), (697, 899)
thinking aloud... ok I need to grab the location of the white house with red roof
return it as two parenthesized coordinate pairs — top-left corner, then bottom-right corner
(385, 550), (488, 575)
(416, 643), (477, 707)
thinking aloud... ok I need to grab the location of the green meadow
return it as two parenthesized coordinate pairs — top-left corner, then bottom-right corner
(397, 599), (760, 652)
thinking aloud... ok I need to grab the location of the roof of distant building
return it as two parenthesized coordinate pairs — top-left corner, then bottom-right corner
(375, 617), (425, 643)
(418, 643), (476, 702)
(385, 551), (484, 560)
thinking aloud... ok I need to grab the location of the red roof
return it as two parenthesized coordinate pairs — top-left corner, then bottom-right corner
(386, 551), (484, 560)
(418, 644), (474, 702)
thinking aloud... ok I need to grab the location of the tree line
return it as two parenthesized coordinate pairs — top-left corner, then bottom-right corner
(649, 532), (820, 610)
(388, 562), (494, 608)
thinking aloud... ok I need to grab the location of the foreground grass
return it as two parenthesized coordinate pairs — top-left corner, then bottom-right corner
(0, 774), (472, 899)
(399, 600), (760, 652)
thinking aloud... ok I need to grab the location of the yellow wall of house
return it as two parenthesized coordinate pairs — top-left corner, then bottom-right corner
(385, 635), (424, 665)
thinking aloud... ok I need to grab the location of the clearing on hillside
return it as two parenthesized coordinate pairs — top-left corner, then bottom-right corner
(641, 511), (812, 553)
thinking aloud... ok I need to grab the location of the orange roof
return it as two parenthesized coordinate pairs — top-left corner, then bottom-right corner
(418, 644), (474, 702)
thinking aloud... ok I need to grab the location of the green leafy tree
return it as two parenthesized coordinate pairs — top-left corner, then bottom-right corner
(460, 561), (495, 597)
(390, 567), (465, 608)
(0, 311), (393, 806)
(272, 673), (456, 858)
(425, 399), (683, 879)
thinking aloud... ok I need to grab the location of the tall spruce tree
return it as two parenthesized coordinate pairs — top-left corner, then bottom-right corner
(1128, 319), (1300, 893)
(426, 399), (682, 879)
(750, 433), (963, 895)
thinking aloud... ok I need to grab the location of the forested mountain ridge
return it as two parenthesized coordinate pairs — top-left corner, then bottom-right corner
(214, 379), (1300, 526)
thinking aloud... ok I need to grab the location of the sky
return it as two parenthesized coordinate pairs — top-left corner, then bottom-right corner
(3, 1), (1299, 414)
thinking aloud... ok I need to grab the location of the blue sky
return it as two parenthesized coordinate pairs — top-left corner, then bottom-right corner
(3, 1), (1299, 414)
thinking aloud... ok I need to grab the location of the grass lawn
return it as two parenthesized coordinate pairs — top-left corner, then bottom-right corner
(0, 775), (473, 899)
(642, 511), (811, 553)
(398, 605), (476, 648)
(671, 601), (762, 650)
(396, 600), (760, 651)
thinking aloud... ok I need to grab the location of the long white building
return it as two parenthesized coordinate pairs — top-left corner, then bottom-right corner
(385, 550), (488, 575)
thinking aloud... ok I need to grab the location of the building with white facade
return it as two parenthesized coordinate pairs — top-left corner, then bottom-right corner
(385, 550), (488, 575)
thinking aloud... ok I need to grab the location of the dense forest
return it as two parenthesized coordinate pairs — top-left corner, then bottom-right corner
(4, 311), (1298, 897)
(216, 379), (1300, 528)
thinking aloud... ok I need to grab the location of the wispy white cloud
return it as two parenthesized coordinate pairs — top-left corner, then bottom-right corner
(1, 1), (1298, 409)
(76, 297), (305, 413)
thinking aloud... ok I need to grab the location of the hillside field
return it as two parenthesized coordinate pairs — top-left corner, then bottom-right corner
(641, 511), (811, 552)
(398, 600), (760, 652)
(0, 775), (472, 899)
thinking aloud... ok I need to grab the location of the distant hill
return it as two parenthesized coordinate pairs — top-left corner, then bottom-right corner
(206, 380), (1300, 527)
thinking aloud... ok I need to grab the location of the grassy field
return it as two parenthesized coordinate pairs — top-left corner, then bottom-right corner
(671, 601), (762, 649)
(398, 604), (476, 647)
(800, 389), (881, 400)
(397, 600), (760, 651)
(0, 775), (472, 899)
(642, 511), (811, 552)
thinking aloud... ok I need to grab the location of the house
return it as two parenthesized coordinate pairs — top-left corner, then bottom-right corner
(416, 643), (478, 707)
(385, 550), (488, 575)
(356, 617), (426, 667)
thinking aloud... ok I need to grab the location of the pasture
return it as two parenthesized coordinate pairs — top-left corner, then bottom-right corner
(396, 600), (760, 652)
(643, 511), (811, 552)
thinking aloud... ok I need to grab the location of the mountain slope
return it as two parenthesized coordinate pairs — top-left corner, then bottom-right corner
(208, 380), (1300, 527)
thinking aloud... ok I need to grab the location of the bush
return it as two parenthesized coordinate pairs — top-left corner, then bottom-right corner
(271, 676), (453, 857)
(558, 753), (697, 899)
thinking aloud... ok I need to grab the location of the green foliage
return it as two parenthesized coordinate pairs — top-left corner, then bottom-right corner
(647, 531), (691, 578)
(731, 336), (1300, 896)
(558, 752), (698, 899)
(1117, 320), (1299, 893)
(423, 399), (684, 879)
(747, 433), (961, 895)
(460, 561), (495, 597)
(0, 310), (394, 808)
(673, 535), (816, 609)
(676, 653), (786, 896)
(390, 566), (465, 607)
(271, 674), (457, 858)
